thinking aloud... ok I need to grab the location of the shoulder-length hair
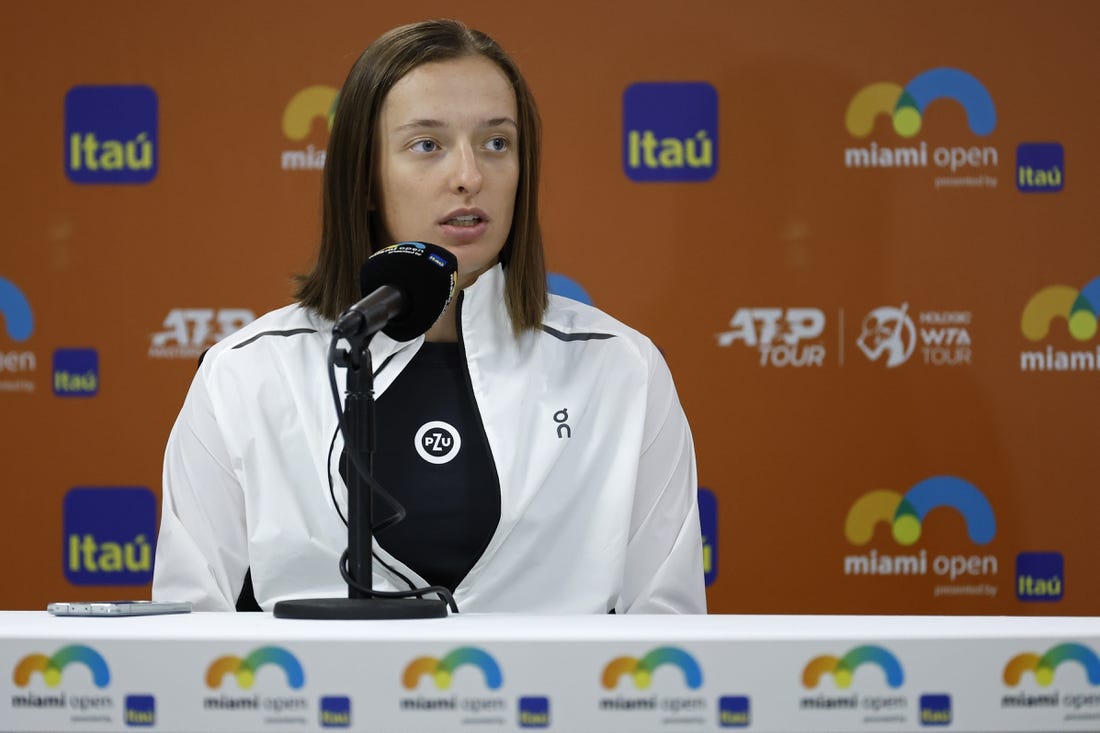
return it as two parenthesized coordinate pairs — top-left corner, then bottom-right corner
(294, 19), (546, 334)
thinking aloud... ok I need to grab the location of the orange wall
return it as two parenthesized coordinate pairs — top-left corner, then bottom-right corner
(1, 1), (1097, 614)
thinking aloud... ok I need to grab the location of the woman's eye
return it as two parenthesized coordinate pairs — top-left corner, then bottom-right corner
(486, 136), (509, 152)
(411, 139), (439, 153)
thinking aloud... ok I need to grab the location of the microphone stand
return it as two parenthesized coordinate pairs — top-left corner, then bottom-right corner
(273, 330), (448, 619)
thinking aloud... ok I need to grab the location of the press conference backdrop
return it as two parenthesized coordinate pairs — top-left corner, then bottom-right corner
(1, 2), (1096, 616)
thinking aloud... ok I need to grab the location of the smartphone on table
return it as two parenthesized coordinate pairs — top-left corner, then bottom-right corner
(47, 601), (192, 617)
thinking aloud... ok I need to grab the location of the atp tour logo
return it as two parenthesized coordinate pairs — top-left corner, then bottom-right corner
(1019, 276), (1100, 372)
(622, 82), (718, 182)
(716, 307), (827, 367)
(203, 647), (308, 717)
(843, 67), (999, 189)
(0, 275), (36, 393)
(1002, 643), (1100, 713)
(65, 85), (157, 184)
(12, 646), (114, 717)
(598, 648), (706, 719)
(857, 304), (972, 368)
(800, 646), (909, 718)
(281, 85), (337, 170)
(842, 476), (1000, 598)
(149, 308), (255, 360)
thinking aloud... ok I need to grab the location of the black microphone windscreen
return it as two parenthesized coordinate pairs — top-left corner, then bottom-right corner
(359, 242), (457, 341)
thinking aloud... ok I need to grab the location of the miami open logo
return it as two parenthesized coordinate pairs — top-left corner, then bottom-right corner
(843, 67), (998, 187)
(1004, 644), (1100, 687)
(843, 476), (999, 590)
(845, 476), (995, 548)
(845, 68), (995, 140)
(803, 646), (904, 690)
(402, 647), (503, 690)
(14, 646), (110, 688)
(601, 647), (703, 690)
(1020, 276), (1100, 372)
(205, 647), (304, 690)
(281, 85), (337, 171)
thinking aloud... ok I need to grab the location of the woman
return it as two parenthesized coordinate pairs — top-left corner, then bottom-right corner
(152, 19), (706, 614)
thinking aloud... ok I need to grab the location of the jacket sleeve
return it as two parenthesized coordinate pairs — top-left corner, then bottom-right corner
(619, 344), (708, 614)
(151, 358), (248, 611)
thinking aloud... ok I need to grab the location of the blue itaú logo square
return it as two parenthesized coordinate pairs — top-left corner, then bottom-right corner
(1016, 552), (1064, 602)
(124, 695), (155, 727)
(1016, 142), (1063, 192)
(518, 696), (550, 728)
(65, 85), (158, 184)
(919, 694), (951, 726)
(699, 488), (718, 585)
(320, 696), (351, 727)
(64, 487), (156, 585)
(718, 696), (750, 727)
(623, 82), (718, 182)
(53, 348), (99, 397)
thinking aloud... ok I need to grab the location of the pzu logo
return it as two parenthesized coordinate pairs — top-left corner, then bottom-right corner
(415, 421), (461, 465)
(716, 308), (826, 367)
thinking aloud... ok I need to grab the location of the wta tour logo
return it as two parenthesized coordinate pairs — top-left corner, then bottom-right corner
(1020, 276), (1100, 372)
(843, 476), (1000, 598)
(843, 67), (998, 188)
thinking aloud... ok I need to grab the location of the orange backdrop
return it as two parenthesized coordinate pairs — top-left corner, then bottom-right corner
(2, 0), (1096, 614)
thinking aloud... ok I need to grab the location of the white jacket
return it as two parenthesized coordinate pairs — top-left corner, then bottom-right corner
(153, 264), (706, 613)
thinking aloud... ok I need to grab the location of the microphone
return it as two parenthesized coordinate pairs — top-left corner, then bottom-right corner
(333, 242), (458, 341)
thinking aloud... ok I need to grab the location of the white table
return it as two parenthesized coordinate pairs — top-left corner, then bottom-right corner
(1, 611), (1098, 732)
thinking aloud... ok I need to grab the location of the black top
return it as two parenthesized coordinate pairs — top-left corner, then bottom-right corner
(368, 341), (500, 592)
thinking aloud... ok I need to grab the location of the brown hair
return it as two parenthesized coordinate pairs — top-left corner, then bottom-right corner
(294, 19), (547, 334)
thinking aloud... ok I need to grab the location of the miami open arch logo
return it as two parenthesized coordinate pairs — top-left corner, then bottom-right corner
(1020, 276), (1100, 372)
(280, 85), (337, 171)
(843, 67), (998, 186)
(1004, 644), (1100, 688)
(15, 645), (110, 688)
(205, 647), (304, 689)
(846, 68), (995, 140)
(803, 646), (904, 690)
(601, 647), (703, 690)
(842, 476), (999, 588)
(402, 647), (503, 690)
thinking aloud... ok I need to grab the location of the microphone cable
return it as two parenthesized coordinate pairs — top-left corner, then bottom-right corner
(326, 332), (458, 613)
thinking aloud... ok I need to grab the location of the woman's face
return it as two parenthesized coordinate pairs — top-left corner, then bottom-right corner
(375, 54), (519, 289)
